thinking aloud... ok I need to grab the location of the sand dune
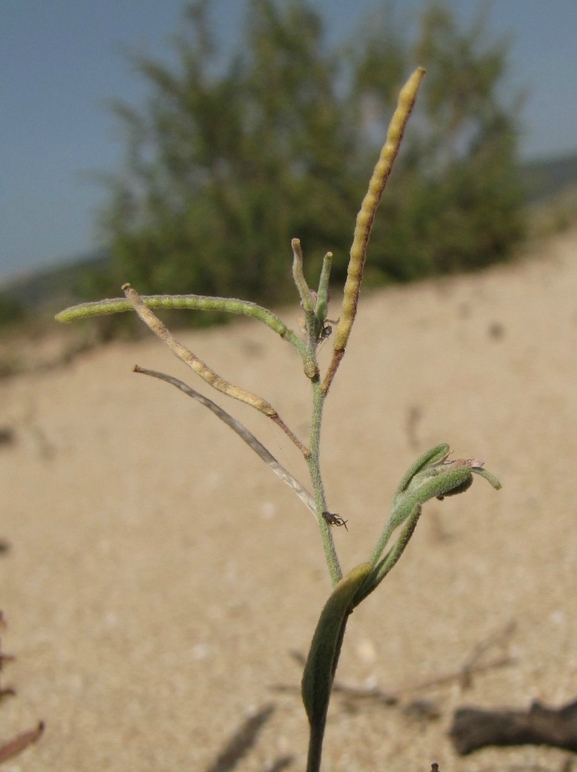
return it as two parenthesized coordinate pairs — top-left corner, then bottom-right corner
(2, 229), (577, 771)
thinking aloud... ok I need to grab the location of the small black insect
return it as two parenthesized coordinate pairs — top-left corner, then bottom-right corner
(317, 316), (339, 343)
(322, 511), (348, 530)
(318, 322), (332, 342)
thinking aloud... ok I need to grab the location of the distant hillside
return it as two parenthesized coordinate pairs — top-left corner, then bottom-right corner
(520, 150), (577, 203)
(0, 250), (111, 319)
(2, 150), (577, 325)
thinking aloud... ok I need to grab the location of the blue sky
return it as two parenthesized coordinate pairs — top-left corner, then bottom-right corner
(1, 1), (576, 282)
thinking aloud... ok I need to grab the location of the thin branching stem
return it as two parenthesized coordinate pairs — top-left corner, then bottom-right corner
(315, 252), (333, 326)
(355, 508), (423, 607)
(292, 238), (315, 312)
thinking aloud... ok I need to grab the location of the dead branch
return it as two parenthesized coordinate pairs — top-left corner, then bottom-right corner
(0, 722), (45, 764)
(450, 699), (577, 755)
(276, 627), (514, 708)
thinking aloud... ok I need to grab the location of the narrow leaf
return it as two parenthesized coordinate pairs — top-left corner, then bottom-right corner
(302, 563), (372, 726)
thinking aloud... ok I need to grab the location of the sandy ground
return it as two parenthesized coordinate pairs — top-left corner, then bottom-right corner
(2, 229), (577, 772)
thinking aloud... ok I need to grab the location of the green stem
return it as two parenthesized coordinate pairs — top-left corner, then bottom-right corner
(292, 238), (315, 312)
(314, 252), (333, 326)
(306, 708), (329, 772)
(307, 380), (342, 586)
(355, 506), (422, 607)
(372, 508), (422, 586)
(369, 518), (398, 567)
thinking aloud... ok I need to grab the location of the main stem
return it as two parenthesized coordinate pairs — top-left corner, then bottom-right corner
(306, 720), (326, 772)
(308, 379), (342, 586)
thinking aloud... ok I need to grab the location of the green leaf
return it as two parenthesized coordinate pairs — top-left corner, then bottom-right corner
(302, 562), (372, 729)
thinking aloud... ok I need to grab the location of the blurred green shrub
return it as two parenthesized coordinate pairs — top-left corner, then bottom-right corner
(98, 0), (525, 308)
(0, 294), (25, 329)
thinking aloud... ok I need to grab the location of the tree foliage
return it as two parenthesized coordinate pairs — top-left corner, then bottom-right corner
(99, 0), (525, 308)
(0, 293), (25, 328)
